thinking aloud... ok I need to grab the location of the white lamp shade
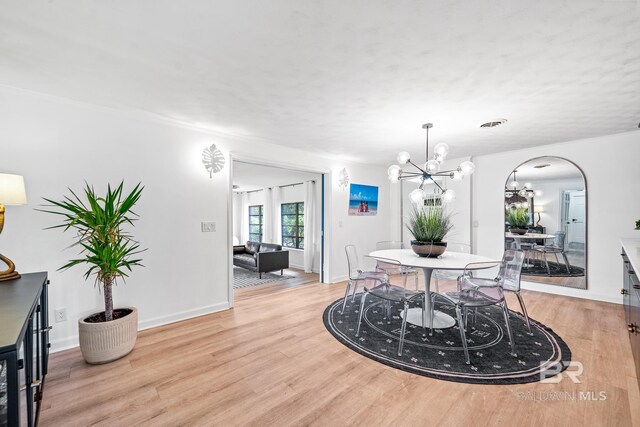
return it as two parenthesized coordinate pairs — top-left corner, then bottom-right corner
(425, 159), (440, 174)
(387, 165), (401, 182)
(458, 161), (475, 176)
(441, 189), (456, 203)
(409, 188), (426, 205)
(433, 143), (449, 157)
(0, 174), (27, 205)
(397, 151), (411, 165)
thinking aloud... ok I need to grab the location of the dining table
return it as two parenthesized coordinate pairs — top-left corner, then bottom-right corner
(505, 232), (556, 250)
(368, 249), (496, 329)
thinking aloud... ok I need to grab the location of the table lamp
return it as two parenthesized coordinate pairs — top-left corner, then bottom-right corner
(0, 173), (27, 281)
(533, 205), (544, 227)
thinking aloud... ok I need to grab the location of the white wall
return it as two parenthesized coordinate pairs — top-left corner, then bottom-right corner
(471, 131), (640, 303)
(0, 85), (391, 351)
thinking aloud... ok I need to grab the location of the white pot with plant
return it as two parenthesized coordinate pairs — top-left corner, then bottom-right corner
(41, 182), (144, 364)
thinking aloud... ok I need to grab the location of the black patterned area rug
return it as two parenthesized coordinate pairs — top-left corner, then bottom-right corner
(323, 294), (571, 384)
(522, 259), (585, 277)
(233, 267), (292, 289)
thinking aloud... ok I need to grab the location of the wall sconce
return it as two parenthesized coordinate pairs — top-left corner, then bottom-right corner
(338, 168), (350, 190)
(202, 144), (225, 178)
(0, 173), (27, 281)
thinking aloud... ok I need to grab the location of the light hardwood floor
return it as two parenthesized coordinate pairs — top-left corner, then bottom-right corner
(40, 277), (640, 426)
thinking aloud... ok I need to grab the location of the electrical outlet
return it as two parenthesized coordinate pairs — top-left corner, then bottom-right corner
(54, 308), (67, 323)
(201, 221), (216, 232)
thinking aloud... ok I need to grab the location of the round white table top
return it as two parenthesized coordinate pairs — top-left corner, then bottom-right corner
(368, 249), (497, 271)
(505, 233), (556, 239)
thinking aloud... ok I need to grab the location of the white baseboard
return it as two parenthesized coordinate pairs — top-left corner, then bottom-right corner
(521, 281), (622, 304)
(289, 263), (321, 274)
(49, 302), (230, 353)
(331, 274), (349, 283)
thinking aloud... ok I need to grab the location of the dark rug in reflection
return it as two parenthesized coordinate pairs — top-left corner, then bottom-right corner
(323, 294), (571, 384)
(522, 259), (585, 277)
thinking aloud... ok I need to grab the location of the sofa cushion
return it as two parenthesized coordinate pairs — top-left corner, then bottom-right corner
(245, 241), (261, 255)
(234, 253), (257, 267)
(260, 243), (283, 252)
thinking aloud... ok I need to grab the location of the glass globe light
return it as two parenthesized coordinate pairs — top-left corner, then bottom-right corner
(510, 180), (519, 189)
(518, 189), (528, 197)
(409, 188), (426, 205)
(451, 170), (463, 181)
(397, 151), (411, 165)
(459, 161), (475, 176)
(435, 154), (445, 164)
(387, 165), (401, 182)
(441, 189), (456, 203)
(433, 143), (449, 158)
(425, 159), (440, 174)
(505, 191), (513, 198)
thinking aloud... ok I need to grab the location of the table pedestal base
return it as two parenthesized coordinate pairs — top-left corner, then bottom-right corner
(403, 307), (456, 329)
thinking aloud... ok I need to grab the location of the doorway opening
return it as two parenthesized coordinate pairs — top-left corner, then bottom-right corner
(230, 160), (325, 301)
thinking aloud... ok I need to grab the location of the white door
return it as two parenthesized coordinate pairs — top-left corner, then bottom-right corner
(562, 190), (585, 248)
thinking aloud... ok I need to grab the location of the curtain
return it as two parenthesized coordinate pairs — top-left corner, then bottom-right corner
(303, 180), (316, 273)
(240, 192), (249, 243)
(263, 188), (273, 243)
(272, 186), (282, 245)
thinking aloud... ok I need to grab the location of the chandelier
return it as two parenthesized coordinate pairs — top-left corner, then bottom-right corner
(505, 170), (533, 209)
(387, 123), (475, 204)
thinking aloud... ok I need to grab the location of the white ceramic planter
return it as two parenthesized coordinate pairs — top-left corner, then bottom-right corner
(78, 307), (138, 364)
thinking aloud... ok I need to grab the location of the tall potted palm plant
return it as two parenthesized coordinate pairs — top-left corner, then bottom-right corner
(41, 182), (144, 364)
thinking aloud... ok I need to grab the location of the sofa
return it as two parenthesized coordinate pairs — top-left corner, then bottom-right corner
(233, 241), (290, 278)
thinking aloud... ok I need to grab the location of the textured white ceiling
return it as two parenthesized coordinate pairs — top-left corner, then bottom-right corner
(1, 1), (638, 164)
(233, 161), (321, 192)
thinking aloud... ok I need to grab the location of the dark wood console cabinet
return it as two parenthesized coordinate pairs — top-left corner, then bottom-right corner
(621, 248), (640, 390)
(0, 272), (50, 427)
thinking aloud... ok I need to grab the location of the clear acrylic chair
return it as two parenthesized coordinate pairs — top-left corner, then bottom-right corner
(375, 241), (419, 290)
(519, 229), (540, 265)
(342, 245), (389, 313)
(355, 258), (426, 356)
(443, 250), (525, 364)
(433, 242), (471, 293)
(533, 231), (571, 275)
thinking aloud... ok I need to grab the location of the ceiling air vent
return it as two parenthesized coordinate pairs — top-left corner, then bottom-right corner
(480, 118), (507, 128)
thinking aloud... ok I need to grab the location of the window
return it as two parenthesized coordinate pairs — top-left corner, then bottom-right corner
(281, 202), (304, 249)
(248, 205), (263, 242)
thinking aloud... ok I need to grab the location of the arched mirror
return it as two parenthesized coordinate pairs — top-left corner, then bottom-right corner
(504, 156), (587, 289)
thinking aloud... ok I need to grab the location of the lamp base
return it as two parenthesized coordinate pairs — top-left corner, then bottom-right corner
(0, 253), (20, 282)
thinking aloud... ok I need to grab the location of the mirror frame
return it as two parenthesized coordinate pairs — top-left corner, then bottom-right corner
(504, 156), (588, 290)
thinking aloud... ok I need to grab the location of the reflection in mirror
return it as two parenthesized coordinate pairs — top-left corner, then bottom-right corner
(504, 156), (587, 289)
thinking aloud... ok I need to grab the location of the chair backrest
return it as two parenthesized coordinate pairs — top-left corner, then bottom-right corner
(446, 242), (471, 253)
(552, 231), (566, 249)
(497, 249), (525, 292)
(345, 245), (361, 280)
(376, 241), (404, 250)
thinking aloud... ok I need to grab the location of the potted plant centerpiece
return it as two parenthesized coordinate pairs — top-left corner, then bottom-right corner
(506, 207), (530, 235)
(41, 182), (144, 364)
(406, 204), (453, 257)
